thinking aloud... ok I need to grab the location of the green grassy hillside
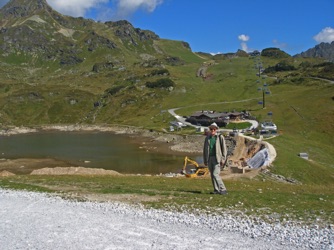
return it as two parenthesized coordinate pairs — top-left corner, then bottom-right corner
(1, 52), (333, 187)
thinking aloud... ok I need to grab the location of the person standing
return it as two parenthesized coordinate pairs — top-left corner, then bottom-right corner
(203, 122), (228, 195)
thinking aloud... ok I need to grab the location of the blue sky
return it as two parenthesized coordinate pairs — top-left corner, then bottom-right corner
(1, 0), (333, 55)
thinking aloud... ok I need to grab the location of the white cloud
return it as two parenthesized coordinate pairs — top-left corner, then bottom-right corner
(313, 27), (334, 43)
(240, 42), (249, 52)
(47, 0), (164, 21)
(238, 34), (250, 42)
(47, 0), (109, 17)
(0, 0), (164, 21)
(114, 0), (163, 20)
(0, 0), (161, 21)
(238, 34), (250, 52)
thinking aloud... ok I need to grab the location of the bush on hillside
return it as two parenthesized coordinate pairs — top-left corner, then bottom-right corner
(322, 63), (334, 72)
(145, 78), (175, 89)
(314, 62), (333, 67)
(93, 62), (114, 72)
(263, 60), (296, 73)
(320, 63), (334, 80)
(299, 61), (312, 68)
(150, 69), (169, 76)
(164, 56), (185, 66)
(105, 85), (125, 95)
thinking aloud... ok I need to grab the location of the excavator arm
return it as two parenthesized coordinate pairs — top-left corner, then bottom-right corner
(182, 156), (209, 178)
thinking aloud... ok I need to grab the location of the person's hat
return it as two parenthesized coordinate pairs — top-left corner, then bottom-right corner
(209, 122), (219, 130)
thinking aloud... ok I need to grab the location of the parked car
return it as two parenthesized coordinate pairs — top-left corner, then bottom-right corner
(261, 121), (277, 131)
(170, 121), (186, 127)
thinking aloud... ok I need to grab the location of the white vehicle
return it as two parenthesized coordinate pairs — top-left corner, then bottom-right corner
(261, 121), (277, 131)
(170, 121), (186, 127)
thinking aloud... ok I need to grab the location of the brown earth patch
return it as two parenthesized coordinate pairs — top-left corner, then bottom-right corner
(0, 170), (16, 177)
(0, 158), (73, 175)
(30, 166), (121, 176)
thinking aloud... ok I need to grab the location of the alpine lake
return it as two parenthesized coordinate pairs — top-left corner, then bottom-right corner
(0, 131), (200, 175)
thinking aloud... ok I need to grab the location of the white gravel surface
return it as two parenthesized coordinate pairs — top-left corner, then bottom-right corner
(0, 189), (333, 250)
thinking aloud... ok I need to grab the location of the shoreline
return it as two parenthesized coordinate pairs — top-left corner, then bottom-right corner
(0, 124), (204, 155)
(0, 124), (204, 175)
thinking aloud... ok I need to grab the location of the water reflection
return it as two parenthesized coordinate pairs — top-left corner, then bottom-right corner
(0, 132), (193, 174)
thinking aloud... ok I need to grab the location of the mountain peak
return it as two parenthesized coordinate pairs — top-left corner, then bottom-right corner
(0, 0), (52, 18)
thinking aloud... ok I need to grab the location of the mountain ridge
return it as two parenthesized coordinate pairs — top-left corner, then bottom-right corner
(295, 41), (334, 62)
(0, 0), (54, 24)
(1, 0), (333, 66)
(0, 0), (167, 67)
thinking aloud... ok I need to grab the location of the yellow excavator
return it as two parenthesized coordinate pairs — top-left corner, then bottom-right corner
(181, 156), (209, 178)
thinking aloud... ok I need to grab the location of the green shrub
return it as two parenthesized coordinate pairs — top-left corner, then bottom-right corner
(264, 60), (296, 73)
(299, 61), (312, 68)
(150, 69), (170, 76)
(105, 85), (125, 95)
(145, 78), (175, 89)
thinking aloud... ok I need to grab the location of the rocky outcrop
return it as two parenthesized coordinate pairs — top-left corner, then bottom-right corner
(0, 0), (52, 20)
(295, 41), (334, 62)
(105, 20), (159, 45)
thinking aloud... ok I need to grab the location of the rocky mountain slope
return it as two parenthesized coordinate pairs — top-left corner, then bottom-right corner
(0, 0), (194, 126)
(295, 41), (334, 62)
(0, 0), (164, 66)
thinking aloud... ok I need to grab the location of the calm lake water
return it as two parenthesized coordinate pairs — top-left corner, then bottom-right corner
(0, 132), (201, 174)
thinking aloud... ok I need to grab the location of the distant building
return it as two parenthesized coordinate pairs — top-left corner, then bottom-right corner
(186, 110), (246, 127)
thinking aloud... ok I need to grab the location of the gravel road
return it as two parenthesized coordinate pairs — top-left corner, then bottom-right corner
(0, 189), (332, 250)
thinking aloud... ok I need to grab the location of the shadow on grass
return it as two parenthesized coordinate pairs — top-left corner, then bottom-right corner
(182, 190), (204, 194)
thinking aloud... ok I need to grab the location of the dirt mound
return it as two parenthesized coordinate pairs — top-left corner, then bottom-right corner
(30, 167), (121, 176)
(0, 170), (15, 177)
(0, 158), (76, 175)
(229, 136), (265, 164)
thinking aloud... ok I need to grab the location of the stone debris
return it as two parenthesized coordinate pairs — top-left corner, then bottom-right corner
(0, 188), (332, 250)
